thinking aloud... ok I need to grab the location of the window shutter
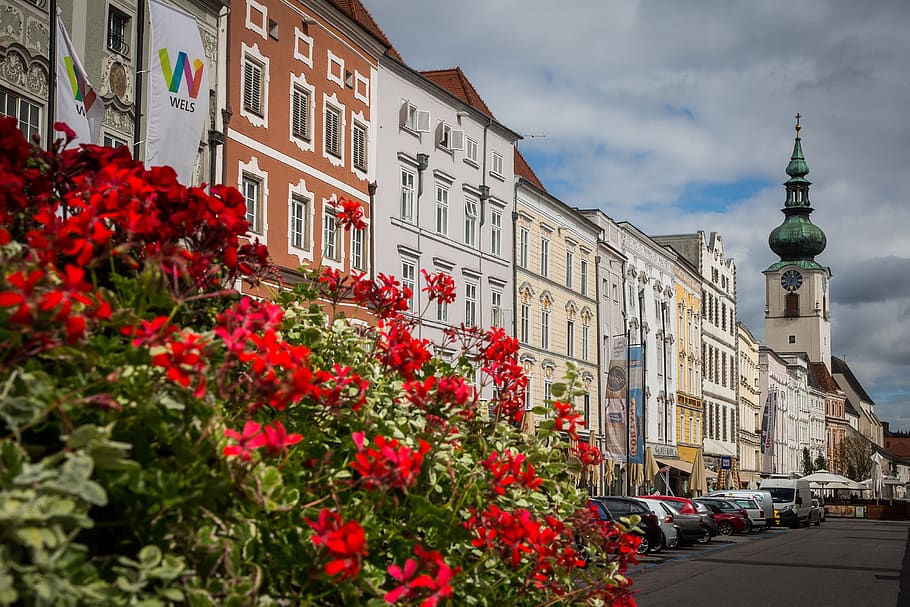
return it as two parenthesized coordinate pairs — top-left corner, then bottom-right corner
(243, 61), (262, 115)
(435, 122), (446, 146)
(399, 101), (409, 127)
(353, 125), (366, 170)
(450, 129), (464, 151)
(325, 107), (339, 155)
(416, 110), (430, 133)
(292, 88), (308, 139)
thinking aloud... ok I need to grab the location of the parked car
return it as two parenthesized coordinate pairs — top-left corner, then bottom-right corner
(690, 500), (718, 542)
(707, 490), (775, 529)
(727, 497), (766, 532)
(636, 497), (681, 550)
(810, 498), (826, 525)
(592, 496), (663, 554)
(640, 495), (711, 545)
(694, 498), (750, 535)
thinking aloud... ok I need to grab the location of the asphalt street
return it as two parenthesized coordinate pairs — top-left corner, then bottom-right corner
(629, 518), (910, 607)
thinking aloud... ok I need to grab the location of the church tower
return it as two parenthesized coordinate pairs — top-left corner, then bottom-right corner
(764, 116), (832, 368)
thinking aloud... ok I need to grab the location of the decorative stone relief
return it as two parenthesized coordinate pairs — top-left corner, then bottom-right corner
(102, 103), (134, 136)
(25, 14), (47, 55)
(25, 61), (46, 97)
(0, 5), (24, 44)
(1, 50), (25, 88)
(200, 29), (217, 65)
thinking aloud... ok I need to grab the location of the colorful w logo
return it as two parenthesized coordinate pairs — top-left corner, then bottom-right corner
(64, 56), (98, 111)
(158, 49), (204, 99)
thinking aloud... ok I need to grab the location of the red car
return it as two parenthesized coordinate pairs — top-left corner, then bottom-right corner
(694, 498), (750, 535)
(637, 495), (699, 516)
(637, 495), (713, 544)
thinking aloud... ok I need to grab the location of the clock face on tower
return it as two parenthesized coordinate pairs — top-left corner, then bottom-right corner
(781, 269), (803, 292)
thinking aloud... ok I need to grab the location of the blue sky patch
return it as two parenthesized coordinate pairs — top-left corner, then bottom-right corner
(676, 178), (774, 213)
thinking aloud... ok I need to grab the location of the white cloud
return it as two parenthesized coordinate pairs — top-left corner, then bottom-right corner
(363, 0), (910, 427)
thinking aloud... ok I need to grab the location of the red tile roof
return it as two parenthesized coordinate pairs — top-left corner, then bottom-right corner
(884, 437), (910, 459)
(810, 362), (841, 393)
(514, 147), (546, 192)
(420, 67), (495, 118)
(325, 0), (402, 60)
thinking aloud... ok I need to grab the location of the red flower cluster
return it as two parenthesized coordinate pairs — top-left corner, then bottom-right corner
(384, 544), (458, 606)
(350, 431), (431, 491)
(214, 297), (285, 355)
(354, 273), (412, 319)
(421, 269), (456, 305)
(0, 119), (269, 294)
(572, 442), (604, 467)
(482, 450), (543, 496)
(314, 364), (370, 411)
(306, 509), (368, 580)
(0, 264), (110, 348)
(151, 330), (209, 397)
(465, 505), (584, 580)
(336, 197), (367, 231)
(210, 298), (322, 413)
(223, 420), (302, 461)
(553, 401), (583, 440)
(376, 319), (432, 380)
(403, 375), (474, 413)
(121, 316), (178, 348)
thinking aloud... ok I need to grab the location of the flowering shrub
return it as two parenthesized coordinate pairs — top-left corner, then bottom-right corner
(0, 119), (639, 606)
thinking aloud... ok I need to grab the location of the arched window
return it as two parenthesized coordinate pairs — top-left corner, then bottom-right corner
(785, 293), (799, 317)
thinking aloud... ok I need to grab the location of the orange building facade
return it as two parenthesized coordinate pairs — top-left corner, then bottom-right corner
(225, 0), (393, 297)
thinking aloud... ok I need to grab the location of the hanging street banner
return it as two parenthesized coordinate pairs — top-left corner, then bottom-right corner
(760, 390), (776, 474)
(603, 334), (628, 460)
(55, 10), (105, 145)
(627, 344), (644, 465)
(147, 0), (208, 184)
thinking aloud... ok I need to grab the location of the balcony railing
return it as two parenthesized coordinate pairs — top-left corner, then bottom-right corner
(107, 36), (130, 57)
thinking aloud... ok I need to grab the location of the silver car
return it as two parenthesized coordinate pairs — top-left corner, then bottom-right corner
(729, 497), (767, 532)
(636, 497), (681, 551)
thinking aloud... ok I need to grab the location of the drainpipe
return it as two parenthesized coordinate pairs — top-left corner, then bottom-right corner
(594, 249), (603, 494)
(368, 180), (377, 281)
(415, 153), (429, 337)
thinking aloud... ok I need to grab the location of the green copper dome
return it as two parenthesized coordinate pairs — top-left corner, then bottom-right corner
(768, 116), (827, 266)
(769, 211), (826, 260)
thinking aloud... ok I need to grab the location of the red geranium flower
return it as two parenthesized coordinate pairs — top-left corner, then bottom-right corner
(306, 509), (368, 580)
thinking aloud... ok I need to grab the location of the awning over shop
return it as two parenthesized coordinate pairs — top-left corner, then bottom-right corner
(657, 458), (693, 474)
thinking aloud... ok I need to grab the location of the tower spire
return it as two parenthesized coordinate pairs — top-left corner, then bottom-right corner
(768, 115), (827, 267)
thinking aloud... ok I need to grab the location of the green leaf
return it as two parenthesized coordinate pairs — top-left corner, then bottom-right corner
(186, 589), (216, 607)
(139, 545), (163, 568)
(550, 383), (567, 398)
(260, 466), (283, 497)
(158, 587), (185, 602)
(77, 480), (108, 506)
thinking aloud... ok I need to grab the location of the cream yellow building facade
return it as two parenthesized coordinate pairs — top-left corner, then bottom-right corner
(514, 174), (601, 442)
(737, 322), (762, 488)
(673, 259), (704, 479)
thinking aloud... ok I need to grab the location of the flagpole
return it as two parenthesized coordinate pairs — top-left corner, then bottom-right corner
(132, 0), (147, 160)
(46, 0), (57, 149)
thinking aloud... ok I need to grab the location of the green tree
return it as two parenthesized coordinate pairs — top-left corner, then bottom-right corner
(801, 447), (814, 475)
(814, 454), (827, 471)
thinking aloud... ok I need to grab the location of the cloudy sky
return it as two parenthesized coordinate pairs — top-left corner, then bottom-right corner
(361, 0), (910, 430)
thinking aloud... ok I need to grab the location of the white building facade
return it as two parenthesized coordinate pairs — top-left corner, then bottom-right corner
(374, 59), (518, 385)
(620, 223), (679, 472)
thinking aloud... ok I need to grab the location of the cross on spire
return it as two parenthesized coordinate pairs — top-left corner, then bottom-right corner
(795, 112), (802, 135)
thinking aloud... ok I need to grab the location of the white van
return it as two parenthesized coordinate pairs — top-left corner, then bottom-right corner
(759, 478), (812, 528)
(707, 490), (774, 529)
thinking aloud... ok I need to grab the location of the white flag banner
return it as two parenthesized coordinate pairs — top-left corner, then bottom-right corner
(147, 0), (209, 184)
(55, 11), (104, 145)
